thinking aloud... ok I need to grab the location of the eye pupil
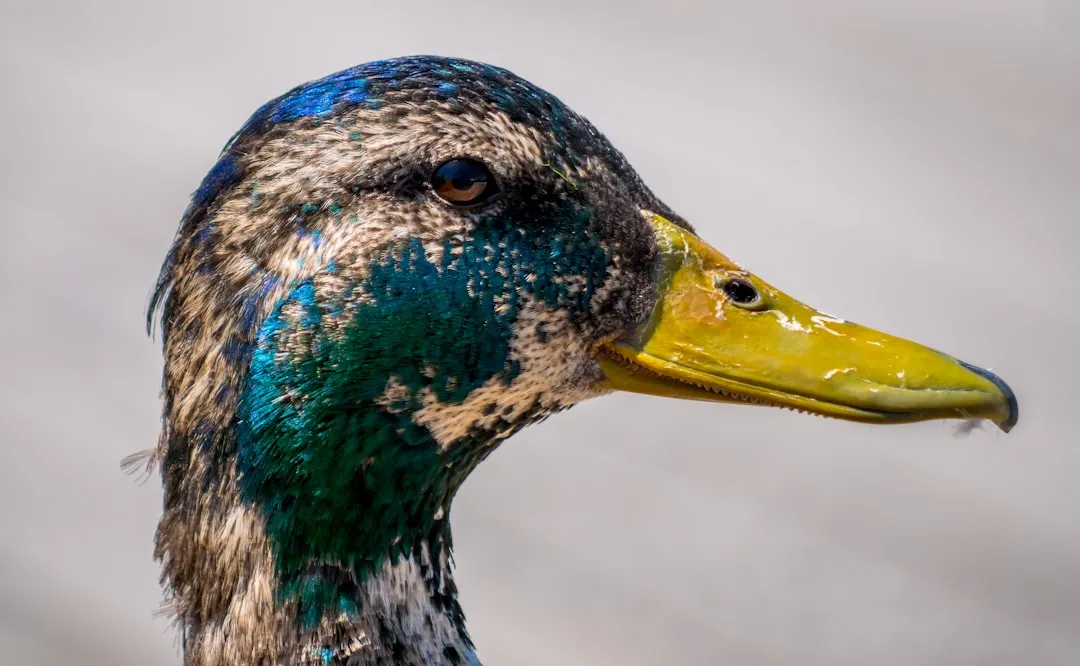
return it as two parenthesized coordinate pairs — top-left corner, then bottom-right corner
(431, 159), (497, 205)
(723, 279), (760, 306)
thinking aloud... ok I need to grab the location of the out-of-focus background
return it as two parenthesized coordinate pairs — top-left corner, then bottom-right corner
(1, 1), (1078, 664)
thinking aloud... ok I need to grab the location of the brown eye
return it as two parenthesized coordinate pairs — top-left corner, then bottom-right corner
(431, 158), (498, 206)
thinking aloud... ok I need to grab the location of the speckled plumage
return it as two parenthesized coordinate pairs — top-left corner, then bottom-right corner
(149, 56), (684, 665)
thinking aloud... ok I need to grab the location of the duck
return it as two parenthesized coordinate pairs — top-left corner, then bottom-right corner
(145, 55), (1018, 666)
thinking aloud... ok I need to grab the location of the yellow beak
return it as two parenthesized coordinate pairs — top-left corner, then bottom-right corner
(597, 214), (1018, 432)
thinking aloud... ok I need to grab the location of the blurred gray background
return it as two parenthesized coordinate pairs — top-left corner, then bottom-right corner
(1, 1), (1078, 664)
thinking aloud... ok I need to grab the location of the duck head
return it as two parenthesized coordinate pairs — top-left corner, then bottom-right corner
(150, 56), (1016, 666)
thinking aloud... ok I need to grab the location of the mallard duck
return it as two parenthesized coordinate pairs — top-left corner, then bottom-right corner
(147, 55), (1018, 666)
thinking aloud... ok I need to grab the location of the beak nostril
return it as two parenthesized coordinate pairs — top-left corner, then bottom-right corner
(958, 361), (1019, 432)
(719, 278), (762, 308)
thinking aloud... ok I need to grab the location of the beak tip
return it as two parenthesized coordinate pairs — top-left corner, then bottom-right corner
(958, 360), (1019, 433)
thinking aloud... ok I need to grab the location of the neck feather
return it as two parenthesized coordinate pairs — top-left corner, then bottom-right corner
(293, 540), (478, 666)
(172, 512), (478, 665)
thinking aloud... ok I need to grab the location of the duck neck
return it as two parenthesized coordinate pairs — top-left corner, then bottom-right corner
(229, 405), (494, 665)
(288, 537), (479, 666)
(174, 231), (586, 663)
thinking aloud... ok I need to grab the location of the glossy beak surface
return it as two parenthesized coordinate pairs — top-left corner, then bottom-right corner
(597, 214), (1018, 432)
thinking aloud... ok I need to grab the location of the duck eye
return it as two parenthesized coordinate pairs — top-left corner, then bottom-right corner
(722, 278), (762, 308)
(431, 158), (498, 206)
